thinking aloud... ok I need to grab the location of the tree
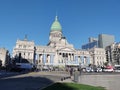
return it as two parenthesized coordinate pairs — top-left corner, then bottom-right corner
(104, 62), (109, 66)
(0, 60), (2, 68)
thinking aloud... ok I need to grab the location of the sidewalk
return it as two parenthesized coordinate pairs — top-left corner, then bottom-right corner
(61, 74), (120, 90)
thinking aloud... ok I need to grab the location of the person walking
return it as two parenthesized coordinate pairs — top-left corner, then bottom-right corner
(69, 67), (73, 77)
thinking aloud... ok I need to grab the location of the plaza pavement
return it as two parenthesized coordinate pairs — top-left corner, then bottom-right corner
(1, 71), (120, 90)
(0, 71), (70, 90)
(62, 74), (120, 90)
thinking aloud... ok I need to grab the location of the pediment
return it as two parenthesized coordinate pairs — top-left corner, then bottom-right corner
(58, 47), (75, 52)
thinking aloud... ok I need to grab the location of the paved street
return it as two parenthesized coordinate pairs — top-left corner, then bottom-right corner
(1, 71), (120, 90)
(0, 71), (69, 90)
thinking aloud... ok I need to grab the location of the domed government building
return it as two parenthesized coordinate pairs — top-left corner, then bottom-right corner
(12, 16), (106, 70)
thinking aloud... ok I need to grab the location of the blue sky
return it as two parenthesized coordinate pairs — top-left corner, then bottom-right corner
(0, 0), (120, 54)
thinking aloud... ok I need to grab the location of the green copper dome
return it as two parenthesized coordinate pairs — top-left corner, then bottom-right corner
(50, 16), (62, 32)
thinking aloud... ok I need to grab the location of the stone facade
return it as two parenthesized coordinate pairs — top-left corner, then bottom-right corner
(106, 43), (120, 65)
(12, 16), (106, 69)
(12, 39), (35, 64)
(89, 48), (106, 66)
(0, 48), (9, 67)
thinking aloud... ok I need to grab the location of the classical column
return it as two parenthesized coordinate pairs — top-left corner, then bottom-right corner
(84, 56), (87, 65)
(42, 54), (46, 65)
(46, 54), (49, 63)
(42, 55), (44, 64)
(71, 54), (74, 61)
(62, 53), (63, 62)
(87, 57), (90, 65)
(59, 53), (62, 63)
(44, 54), (46, 64)
(85, 56), (88, 65)
(69, 53), (71, 61)
(57, 52), (59, 63)
(80, 56), (84, 64)
(75, 56), (78, 64)
(50, 54), (54, 65)
(47, 55), (50, 63)
(78, 56), (81, 63)
(63, 53), (65, 63)
(68, 53), (70, 61)
(38, 54), (40, 63)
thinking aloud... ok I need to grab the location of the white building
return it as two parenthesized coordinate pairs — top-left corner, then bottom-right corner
(12, 37), (35, 64)
(12, 16), (106, 69)
(89, 47), (106, 66)
(0, 48), (10, 67)
(106, 42), (120, 65)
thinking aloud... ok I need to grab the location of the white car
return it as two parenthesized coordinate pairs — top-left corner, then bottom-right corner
(97, 68), (102, 72)
(103, 68), (114, 72)
(86, 67), (93, 72)
(114, 69), (120, 72)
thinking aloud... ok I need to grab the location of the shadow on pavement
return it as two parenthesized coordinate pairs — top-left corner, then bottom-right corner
(0, 75), (54, 90)
(0, 70), (31, 79)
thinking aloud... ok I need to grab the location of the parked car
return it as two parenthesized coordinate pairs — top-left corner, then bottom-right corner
(42, 66), (49, 71)
(103, 66), (114, 72)
(114, 69), (120, 72)
(11, 63), (36, 72)
(96, 68), (102, 72)
(86, 67), (93, 72)
(114, 65), (120, 72)
(103, 68), (114, 72)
